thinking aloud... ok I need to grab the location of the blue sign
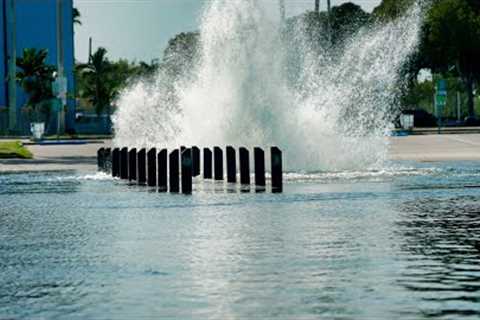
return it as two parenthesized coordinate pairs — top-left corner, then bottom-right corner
(436, 79), (447, 96)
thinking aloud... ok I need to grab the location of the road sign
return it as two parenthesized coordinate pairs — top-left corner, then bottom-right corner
(436, 79), (447, 95)
(435, 79), (447, 134)
(436, 94), (447, 107)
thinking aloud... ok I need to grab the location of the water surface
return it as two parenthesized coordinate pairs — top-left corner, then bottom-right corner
(1, 162), (479, 319)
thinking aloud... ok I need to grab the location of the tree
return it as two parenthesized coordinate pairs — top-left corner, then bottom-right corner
(424, 0), (480, 118)
(372, 0), (415, 21)
(330, 3), (371, 45)
(73, 8), (81, 26)
(77, 47), (116, 121)
(16, 48), (56, 122)
(137, 59), (160, 79)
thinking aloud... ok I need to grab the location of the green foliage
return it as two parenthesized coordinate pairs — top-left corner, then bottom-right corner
(372, 0), (415, 21)
(16, 48), (56, 122)
(330, 3), (371, 44)
(425, 0), (480, 75)
(77, 47), (115, 116)
(285, 2), (371, 50)
(0, 141), (33, 159)
(76, 47), (160, 115)
(73, 7), (81, 26)
(374, 0), (480, 119)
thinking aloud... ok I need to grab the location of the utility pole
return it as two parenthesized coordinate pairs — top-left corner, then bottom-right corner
(315, 0), (320, 13)
(88, 37), (92, 62)
(327, 0), (332, 44)
(6, 0), (16, 134)
(279, 0), (285, 23)
(56, 0), (66, 135)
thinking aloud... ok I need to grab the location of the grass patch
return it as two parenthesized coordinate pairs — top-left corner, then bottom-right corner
(0, 141), (33, 159)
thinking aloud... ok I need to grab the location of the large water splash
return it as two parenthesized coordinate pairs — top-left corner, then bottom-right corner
(113, 0), (424, 172)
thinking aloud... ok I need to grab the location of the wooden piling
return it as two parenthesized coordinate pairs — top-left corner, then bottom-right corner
(239, 147), (250, 185)
(112, 148), (120, 177)
(214, 146), (223, 180)
(254, 147), (266, 189)
(137, 148), (147, 185)
(181, 148), (193, 194)
(226, 146), (236, 183)
(104, 148), (112, 173)
(128, 148), (137, 181)
(192, 146), (200, 177)
(147, 148), (157, 187)
(271, 147), (283, 193)
(203, 148), (212, 179)
(120, 147), (129, 179)
(169, 149), (180, 193)
(97, 148), (105, 171)
(158, 149), (168, 192)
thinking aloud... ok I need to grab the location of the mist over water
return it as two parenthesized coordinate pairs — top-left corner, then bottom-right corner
(113, 0), (424, 172)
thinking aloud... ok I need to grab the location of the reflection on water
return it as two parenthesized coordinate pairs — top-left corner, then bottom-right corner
(397, 195), (480, 318)
(0, 162), (479, 319)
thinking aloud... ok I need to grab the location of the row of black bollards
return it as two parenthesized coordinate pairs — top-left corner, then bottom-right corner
(97, 146), (283, 194)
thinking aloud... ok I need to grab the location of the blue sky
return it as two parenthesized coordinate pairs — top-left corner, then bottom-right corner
(74, 0), (382, 62)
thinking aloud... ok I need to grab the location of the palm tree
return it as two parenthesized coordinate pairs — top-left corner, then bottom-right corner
(73, 8), (81, 25)
(16, 48), (56, 122)
(77, 47), (117, 130)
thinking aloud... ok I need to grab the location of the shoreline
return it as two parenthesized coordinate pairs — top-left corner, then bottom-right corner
(1, 134), (480, 173)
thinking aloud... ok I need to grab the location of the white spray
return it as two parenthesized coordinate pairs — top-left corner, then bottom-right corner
(113, 0), (424, 172)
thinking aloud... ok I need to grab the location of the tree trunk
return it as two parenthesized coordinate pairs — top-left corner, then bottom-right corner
(465, 76), (475, 118)
(315, 0), (320, 13)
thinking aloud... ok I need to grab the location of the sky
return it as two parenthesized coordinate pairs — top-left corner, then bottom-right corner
(74, 0), (382, 63)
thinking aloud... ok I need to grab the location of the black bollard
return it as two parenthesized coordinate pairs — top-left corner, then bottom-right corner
(226, 146), (236, 183)
(97, 148), (105, 171)
(137, 148), (147, 185)
(120, 147), (129, 179)
(214, 147), (223, 180)
(239, 147), (250, 185)
(192, 146), (201, 177)
(254, 147), (266, 189)
(181, 148), (193, 194)
(129, 148), (137, 181)
(158, 149), (168, 192)
(112, 148), (120, 177)
(169, 149), (180, 193)
(104, 148), (112, 173)
(203, 148), (213, 179)
(271, 147), (283, 193)
(147, 148), (157, 187)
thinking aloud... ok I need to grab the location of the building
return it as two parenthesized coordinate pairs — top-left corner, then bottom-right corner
(0, 0), (75, 135)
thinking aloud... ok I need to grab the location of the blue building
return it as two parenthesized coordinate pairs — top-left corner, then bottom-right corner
(0, 0), (75, 135)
